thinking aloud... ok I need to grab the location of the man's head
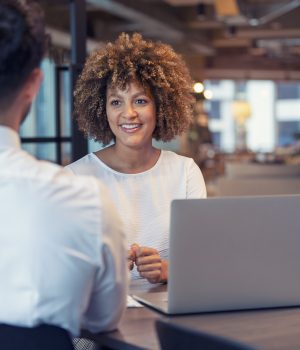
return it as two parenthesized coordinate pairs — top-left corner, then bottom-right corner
(0, 0), (46, 126)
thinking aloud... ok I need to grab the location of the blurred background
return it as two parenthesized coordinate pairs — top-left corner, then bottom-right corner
(21, 0), (300, 196)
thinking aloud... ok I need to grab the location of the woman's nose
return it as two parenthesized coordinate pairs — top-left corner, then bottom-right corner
(123, 103), (138, 118)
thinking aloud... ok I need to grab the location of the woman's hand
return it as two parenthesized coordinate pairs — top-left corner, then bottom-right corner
(127, 243), (139, 270)
(135, 246), (168, 284)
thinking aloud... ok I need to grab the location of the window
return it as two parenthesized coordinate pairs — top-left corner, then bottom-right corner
(277, 121), (300, 146)
(277, 83), (300, 100)
(212, 132), (221, 148)
(202, 79), (300, 152)
(206, 101), (221, 120)
(20, 59), (73, 165)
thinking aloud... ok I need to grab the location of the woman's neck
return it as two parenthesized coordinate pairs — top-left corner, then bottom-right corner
(95, 144), (161, 174)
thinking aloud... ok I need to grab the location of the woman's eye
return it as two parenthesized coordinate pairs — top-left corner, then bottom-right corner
(136, 99), (147, 105)
(111, 100), (121, 106)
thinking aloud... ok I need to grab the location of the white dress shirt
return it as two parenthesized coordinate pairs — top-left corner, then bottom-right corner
(0, 126), (127, 336)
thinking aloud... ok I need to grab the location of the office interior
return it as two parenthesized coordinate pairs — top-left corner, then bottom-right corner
(12, 1), (300, 349)
(22, 0), (300, 198)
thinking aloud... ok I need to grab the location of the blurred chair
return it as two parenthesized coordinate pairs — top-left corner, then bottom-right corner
(216, 177), (300, 197)
(156, 319), (256, 350)
(0, 324), (74, 350)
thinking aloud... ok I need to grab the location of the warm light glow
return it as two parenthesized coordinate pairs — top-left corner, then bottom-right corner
(214, 0), (240, 17)
(193, 82), (204, 93)
(232, 100), (252, 124)
(203, 89), (213, 99)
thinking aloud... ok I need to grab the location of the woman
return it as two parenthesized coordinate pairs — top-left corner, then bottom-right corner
(66, 33), (207, 284)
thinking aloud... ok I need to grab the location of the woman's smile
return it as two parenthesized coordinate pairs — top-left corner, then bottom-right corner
(119, 123), (143, 133)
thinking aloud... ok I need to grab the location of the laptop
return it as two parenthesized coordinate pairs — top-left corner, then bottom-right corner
(133, 195), (300, 314)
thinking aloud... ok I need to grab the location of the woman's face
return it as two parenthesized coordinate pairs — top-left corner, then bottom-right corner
(106, 80), (156, 150)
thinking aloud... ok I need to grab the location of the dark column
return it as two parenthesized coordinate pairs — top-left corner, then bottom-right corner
(69, 0), (88, 161)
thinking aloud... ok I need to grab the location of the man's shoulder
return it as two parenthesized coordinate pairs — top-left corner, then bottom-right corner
(1, 148), (114, 220)
(5, 148), (103, 204)
(29, 154), (112, 229)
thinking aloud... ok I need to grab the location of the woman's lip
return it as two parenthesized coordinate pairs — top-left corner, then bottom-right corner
(119, 123), (142, 133)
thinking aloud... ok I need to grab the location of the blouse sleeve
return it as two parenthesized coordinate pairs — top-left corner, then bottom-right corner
(186, 159), (207, 199)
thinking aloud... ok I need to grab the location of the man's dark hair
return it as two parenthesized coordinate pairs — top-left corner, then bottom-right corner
(0, 0), (46, 107)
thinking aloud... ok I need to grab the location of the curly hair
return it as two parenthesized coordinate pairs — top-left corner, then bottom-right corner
(74, 33), (195, 145)
(0, 0), (46, 107)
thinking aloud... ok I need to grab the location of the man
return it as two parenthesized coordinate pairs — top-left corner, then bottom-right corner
(0, 0), (127, 341)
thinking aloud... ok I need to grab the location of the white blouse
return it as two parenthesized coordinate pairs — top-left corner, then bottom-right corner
(66, 150), (207, 278)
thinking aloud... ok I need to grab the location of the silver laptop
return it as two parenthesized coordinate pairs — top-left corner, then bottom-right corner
(133, 195), (300, 314)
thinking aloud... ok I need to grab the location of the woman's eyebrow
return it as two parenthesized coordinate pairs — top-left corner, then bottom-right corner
(132, 91), (149, 98)
(107, 91), (122, 98)
(107, 91), (149, 99)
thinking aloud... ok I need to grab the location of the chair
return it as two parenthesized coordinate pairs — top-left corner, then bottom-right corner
(155, 319), (256, 350)
(0, 324), (74, 350)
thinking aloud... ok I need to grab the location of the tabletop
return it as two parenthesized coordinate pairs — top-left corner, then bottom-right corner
(83, 280), (300, 350)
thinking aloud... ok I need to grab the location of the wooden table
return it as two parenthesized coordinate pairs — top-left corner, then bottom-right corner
(83, 280), (300, 350)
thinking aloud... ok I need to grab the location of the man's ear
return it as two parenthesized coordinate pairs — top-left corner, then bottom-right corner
(22, 68), (43, 103)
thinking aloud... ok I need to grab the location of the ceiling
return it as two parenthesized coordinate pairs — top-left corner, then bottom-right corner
(41, 0), (300, 81)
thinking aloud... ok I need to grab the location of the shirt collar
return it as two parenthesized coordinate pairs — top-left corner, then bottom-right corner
(0, 126), (21, 150)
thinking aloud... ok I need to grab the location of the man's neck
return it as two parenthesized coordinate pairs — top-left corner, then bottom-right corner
(0, 118), (19, 133)
(0, 101), (23, 133)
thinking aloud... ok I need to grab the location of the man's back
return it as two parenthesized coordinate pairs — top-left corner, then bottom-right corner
(0, 126), (127, 336)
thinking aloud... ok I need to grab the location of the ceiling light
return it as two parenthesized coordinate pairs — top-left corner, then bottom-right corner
(249, 18), (259, 26)
(214, 0), (240, 17)
(204, 89), (213, 99)
(193, 82), (205, 93)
